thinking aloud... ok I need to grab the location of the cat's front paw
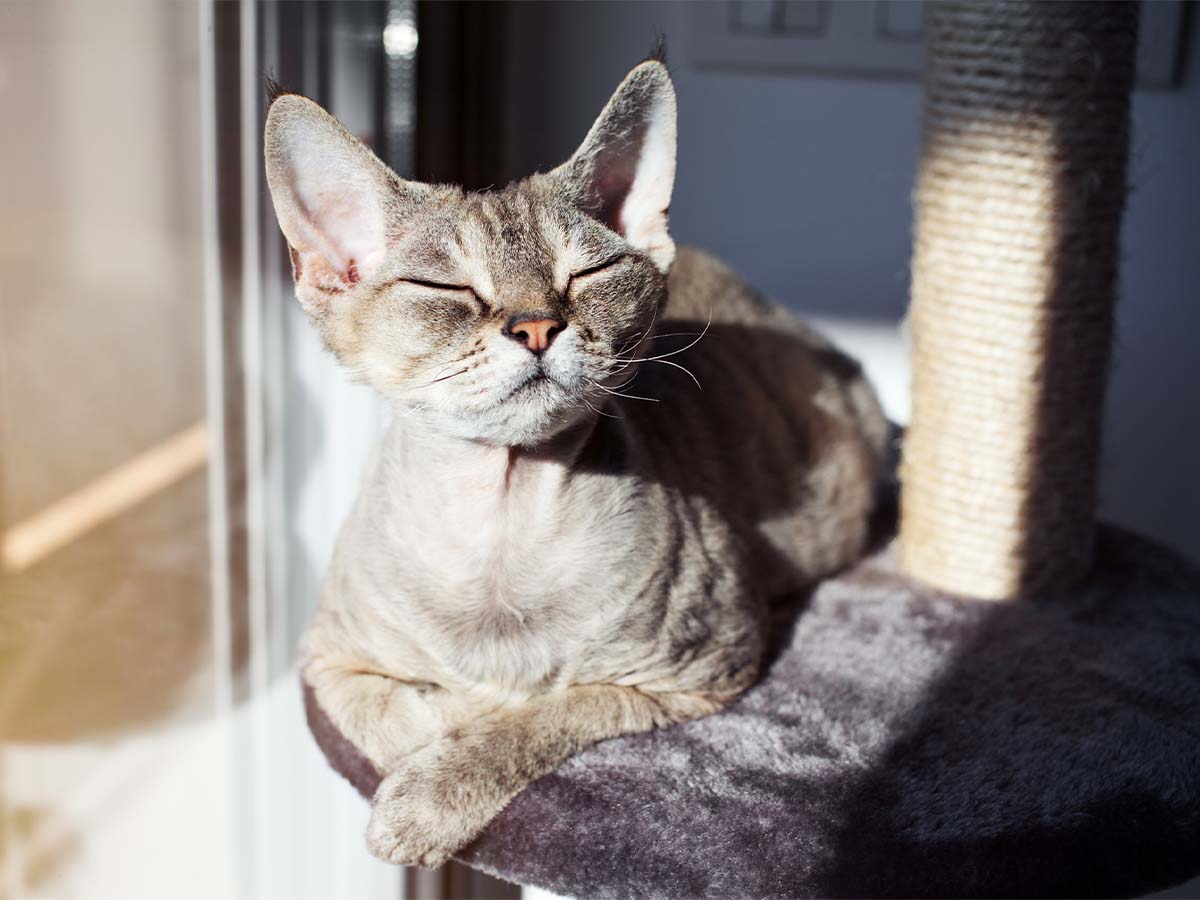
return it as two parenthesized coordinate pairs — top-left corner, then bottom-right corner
(366, 743), (498, 868)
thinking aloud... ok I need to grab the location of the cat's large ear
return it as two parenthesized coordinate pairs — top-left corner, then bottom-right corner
(552, 59), (677, 272)
(264, 92), (419, 303)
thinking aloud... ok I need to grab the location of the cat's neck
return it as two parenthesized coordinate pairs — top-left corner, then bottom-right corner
(379, 414), (602, 499)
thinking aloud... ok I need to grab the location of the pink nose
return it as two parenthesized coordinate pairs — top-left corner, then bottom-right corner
(504, 315), (565, 354)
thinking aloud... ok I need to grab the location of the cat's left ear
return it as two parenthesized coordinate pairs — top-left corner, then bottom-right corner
(552, 59), (677, 272)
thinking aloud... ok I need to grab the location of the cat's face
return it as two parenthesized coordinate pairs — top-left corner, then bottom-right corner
(294, 182), (667, 446)
(265, 60), (676, 446)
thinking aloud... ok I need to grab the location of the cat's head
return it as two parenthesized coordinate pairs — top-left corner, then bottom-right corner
(264, 58), (676, 446)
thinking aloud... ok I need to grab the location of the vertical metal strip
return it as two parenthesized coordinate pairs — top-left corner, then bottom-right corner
(258, 1), (290, 692)
(237, 2), (276, 898)
(240, 0), (266, 708)
(198, 0), (237, 896)
(208, 0), (258, 892)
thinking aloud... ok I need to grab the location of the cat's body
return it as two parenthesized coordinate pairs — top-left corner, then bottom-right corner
(307, 245), (883, 698)
(268, 56), (887, 867)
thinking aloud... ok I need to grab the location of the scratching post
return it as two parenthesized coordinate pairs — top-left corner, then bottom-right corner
(899, 1), (1139, 598)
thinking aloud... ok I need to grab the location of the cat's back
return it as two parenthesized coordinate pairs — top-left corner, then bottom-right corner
(655, 246), (883, 443)
(631, 245), (889, 589)
(661, 246), (777, 327)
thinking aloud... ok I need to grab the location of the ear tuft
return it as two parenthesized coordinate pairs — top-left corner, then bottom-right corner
(645, 33), (668, 67)
(552, 59), (677, 272)
(264, 74), (295, 106)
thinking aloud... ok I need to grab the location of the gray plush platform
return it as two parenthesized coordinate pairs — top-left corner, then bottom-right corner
(304, 525), (1200, 898)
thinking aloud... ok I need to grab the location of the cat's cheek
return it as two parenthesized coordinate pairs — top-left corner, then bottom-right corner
(366, 299), (476, 365)
(573, 269), (661, 341)
(409, 299), (481, 343)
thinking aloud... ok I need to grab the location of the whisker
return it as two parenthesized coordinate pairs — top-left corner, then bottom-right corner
(608, 314), (712, 366)
(581, 394), (622, 420)
(595, 384), (659, 403)
(411, 367), (469, 389)
(598, 355), (702, 391)
(645, 358), (702, 390)
(397, 402), (426, 419)
(614, 330), (646, 354)
(588, 305), (670, 358)
(603, 369), (643, 392)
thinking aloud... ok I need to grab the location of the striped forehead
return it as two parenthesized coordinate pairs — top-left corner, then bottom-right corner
(448, 193), (575, 297)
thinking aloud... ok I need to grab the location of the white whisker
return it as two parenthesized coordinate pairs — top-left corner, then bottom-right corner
(647, 358), (702, 390)
(604, 369), (643, 392)
(608, 313), (712, 366)
(595, 383), (659, 403)
(614, 330), (647, 355)
(581, 395), (621, 420)
(598, 356), (701, 391)
(407, 363), (471, 391)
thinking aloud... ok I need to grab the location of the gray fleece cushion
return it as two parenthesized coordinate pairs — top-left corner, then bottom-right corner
(303, 525), (1200, 899)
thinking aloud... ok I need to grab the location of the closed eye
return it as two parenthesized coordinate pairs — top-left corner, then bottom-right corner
(395, 278), (488, 311)
(569, 254), (628, 283)
(398, 277), (475, 293)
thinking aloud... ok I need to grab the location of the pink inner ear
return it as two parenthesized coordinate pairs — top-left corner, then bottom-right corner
(592, 166), (635, 235)
(347, 259), (361, 284)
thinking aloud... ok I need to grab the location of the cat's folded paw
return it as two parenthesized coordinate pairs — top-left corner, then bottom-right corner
(365, 743), (496, 869)
(365, 816), (454, 870)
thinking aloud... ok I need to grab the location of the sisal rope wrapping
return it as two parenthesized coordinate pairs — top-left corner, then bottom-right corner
(898, 2), (1139, 599)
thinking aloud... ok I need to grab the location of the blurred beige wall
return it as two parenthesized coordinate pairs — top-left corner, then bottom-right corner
(0, 3), (228, 897)
(0, 0), (206, 528)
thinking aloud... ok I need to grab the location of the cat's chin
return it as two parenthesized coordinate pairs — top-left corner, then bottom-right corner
(395, 386), (598, 449)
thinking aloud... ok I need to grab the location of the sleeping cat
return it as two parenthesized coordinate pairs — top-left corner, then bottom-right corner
(265, 53), (888, 867)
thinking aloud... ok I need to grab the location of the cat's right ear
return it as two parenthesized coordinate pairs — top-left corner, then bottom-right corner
(264, 93), (419, 304)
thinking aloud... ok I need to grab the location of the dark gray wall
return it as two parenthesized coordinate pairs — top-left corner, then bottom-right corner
(505, 2), (921, 322)
(503, 1), (1200, 561)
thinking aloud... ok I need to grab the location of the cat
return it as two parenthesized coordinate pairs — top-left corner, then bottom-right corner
(264, 52), (888, 868)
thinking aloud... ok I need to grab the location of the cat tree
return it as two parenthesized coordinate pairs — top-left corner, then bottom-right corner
(305, 3), (1200, 895)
